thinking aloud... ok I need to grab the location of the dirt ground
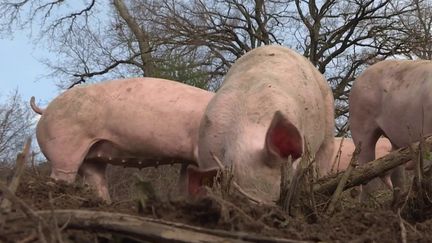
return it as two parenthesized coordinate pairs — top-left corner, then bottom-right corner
(1, 163), (432, 243)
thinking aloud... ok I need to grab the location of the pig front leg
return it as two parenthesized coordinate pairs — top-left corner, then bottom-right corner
(79, 160), (110, 203)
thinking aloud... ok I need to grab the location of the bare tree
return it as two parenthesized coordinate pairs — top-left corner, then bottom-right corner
(393, 0), (432, 60)
(0, 91), (34, 164)
(143, 0), (290, 87)
(289, 0), (415, 135)
(0, 0), (425, 133)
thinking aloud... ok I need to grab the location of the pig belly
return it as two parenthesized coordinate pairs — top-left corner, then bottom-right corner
(85, 140), (188, 169)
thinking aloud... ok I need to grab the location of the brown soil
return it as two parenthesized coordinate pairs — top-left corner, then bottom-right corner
(1, 164), (432, 243)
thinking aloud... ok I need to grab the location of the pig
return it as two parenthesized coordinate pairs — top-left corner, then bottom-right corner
(31, 77), (214, 203)
(329, 137), (394, 189)
(329, 137), (392, 173)
(189, 45), (335, 202)
(349, 60), (432, 201)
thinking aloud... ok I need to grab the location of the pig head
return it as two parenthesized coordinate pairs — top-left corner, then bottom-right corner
(349, 60), (432, 200)
(32, 77), (213, 203)
(192, 45), (335, 203)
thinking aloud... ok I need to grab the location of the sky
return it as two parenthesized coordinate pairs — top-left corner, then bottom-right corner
(0, 28), (61, 107)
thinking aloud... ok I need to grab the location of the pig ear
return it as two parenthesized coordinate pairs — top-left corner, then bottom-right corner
(265, 111), (303, 160)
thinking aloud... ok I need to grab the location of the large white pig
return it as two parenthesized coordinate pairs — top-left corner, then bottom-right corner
(349, 60), (432, 200)
(31, 77), (213, 203)
(190, 45), (335, 202)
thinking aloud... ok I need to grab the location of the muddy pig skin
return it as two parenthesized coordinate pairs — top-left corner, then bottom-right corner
(349, 60), (432, 200)
(192, 45), (335, 202)
(31, 77), (214, 203)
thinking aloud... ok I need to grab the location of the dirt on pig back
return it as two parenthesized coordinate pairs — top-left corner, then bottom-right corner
(2, 166), (432, 242)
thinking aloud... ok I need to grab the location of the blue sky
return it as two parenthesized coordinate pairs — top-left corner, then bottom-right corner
(0, 30), (60, 106)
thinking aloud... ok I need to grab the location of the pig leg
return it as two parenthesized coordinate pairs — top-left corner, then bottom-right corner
(44, 137), (94, 183)
(389, 142), (405, 207)
(351, 127), (381, 202)
(79, 160), (110, 203)
(41, 135), (99, 192)
(377, 142), (405, 207)
(315, 135), (335, 176)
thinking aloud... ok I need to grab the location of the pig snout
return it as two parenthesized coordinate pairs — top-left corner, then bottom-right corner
(186, 166), (218, 196)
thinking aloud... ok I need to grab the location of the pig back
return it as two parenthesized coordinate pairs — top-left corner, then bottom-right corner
(38, 77), (213, 161)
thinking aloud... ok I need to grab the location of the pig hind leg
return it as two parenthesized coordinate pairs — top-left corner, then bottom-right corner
(379, 142), (404, 191)
(351, 122), (383, 202)
(79, 159), (110, 203)
(43, 136), (96, 183)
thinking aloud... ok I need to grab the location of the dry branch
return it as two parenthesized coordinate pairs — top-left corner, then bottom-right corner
(1, 138), (31, 211)
(314, 135), (432, 195)
(28, 209), (311, 243)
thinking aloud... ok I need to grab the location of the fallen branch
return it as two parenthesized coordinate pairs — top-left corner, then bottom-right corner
(314, 135), (432, 195)
(1, 138), (32, 211)
(23, 209), (311, 243)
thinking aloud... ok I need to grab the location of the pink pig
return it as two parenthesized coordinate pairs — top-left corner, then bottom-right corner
(329, 137), (395, 189)
(349, 60), (432, 200)
(190, 45), (335, 202)
(329, 137), (392, 173)
(31, 77), (213, 203)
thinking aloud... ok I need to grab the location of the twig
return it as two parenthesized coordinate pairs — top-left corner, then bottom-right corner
(49, 192), (64, 243)
(398, 209), (407, 243)
(331, 137), (346, 173)
(279, 139), (314, 216)
(17, 232), (37, 243)
(206, 191), (271, 231)
(283, 164), (303, 214)
(400, 177), (414, 212)
(278, 156), (294, 210)
(1, 138), (32, 211)
(326, 143), (361, 215)
(31, 151), (39, 176)
(211, 153), (266, 205)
